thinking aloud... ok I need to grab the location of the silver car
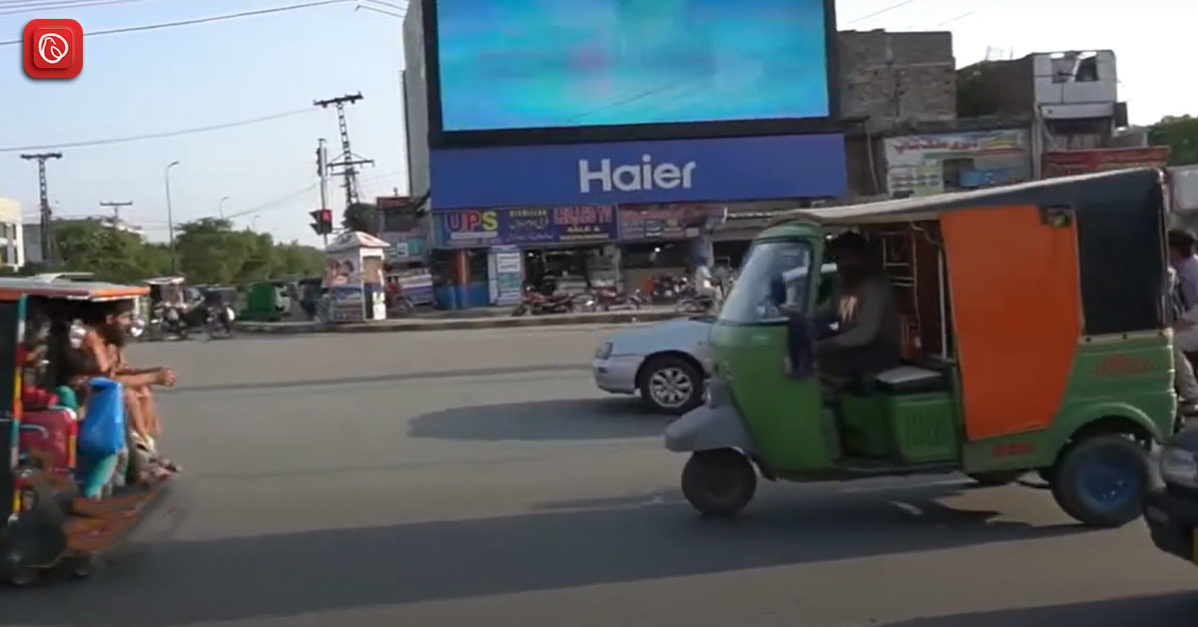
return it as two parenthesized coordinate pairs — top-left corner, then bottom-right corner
(592, 315), (714, 414)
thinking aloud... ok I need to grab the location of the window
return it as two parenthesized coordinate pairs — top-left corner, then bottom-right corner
(719, 238), (812, 324)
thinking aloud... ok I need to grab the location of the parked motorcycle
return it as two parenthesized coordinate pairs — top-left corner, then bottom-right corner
(650, 275), (689, 304)
(148, 303), (190, 340)
(206, 303), (236, 339)
(589, 286), (643, 311)
(511, 286), (576, 316)
(128, 313), (147, 341)
(674, 292), (716, 313)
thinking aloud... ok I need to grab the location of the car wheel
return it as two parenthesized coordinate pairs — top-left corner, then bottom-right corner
(639, 355), (703, 415)
(1050, 433), (1150, 528)
(681, 449), (757, 518)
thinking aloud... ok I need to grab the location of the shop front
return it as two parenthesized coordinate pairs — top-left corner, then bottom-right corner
(618, 204), (711, 295)
(431, 205), (619, 308)
(883, 129), (1032, 198)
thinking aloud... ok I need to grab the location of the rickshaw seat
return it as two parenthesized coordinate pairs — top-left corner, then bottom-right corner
(875, 365), (947, 395)
(19, 408), (79, 473)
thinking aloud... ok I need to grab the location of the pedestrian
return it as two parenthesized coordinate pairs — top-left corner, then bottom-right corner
(1169, 229), (1198, 371)
(1166, 266), (1198, 421)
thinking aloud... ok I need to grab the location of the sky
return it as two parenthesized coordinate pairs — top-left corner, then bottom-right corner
(1, 0), (1194, 248)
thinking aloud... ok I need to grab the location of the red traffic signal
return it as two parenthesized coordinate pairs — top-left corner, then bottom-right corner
(309, 208), (333, 235)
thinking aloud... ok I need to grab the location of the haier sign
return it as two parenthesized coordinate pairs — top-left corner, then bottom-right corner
(430, 134), (846, 210)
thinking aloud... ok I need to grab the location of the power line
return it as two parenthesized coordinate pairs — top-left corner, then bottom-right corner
(0, 0), (350, 46)
(0, 108), (316, 153)
(842, 0), (927, 27)
(0, 0), (158, 16)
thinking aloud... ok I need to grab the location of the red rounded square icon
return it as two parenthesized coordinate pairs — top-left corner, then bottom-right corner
(23, 19), (83, 79)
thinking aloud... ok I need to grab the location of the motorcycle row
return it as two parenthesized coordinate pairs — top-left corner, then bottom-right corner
(509, 274), (725, 317)
(135, 278), (236, 341)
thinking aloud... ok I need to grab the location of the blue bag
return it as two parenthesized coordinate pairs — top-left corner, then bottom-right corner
(77, 378), (127, 457)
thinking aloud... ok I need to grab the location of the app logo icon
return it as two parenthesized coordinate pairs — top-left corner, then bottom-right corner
(23, 19), (83, 79)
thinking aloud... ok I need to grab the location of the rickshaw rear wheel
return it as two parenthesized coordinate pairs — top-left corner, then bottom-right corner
(1049, 433), (1149, 528)
(682, 449), (757, 518)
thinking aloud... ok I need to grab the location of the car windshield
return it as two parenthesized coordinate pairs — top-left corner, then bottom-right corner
(719, 238), (813, 324)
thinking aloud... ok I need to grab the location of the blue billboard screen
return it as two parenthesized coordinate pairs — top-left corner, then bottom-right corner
(433, 0), (831, 132)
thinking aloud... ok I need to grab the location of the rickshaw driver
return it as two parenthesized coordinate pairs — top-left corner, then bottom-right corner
(812, 232), (903, 388)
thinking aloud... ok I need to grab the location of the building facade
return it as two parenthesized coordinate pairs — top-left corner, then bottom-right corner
(404, 0), (847, 308)
(0, 198), (23, 270)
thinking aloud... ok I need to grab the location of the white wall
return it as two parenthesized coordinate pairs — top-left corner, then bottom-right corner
(403, 1), (430, 203)
(0, 197), (24, 268)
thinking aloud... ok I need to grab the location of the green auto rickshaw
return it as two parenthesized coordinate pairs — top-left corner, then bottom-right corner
(666, 168), (1177, 528)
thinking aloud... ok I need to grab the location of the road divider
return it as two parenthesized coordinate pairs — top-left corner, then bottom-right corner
(236, 309), (688, 334)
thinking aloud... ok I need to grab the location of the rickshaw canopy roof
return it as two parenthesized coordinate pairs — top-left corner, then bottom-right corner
(770, 168), (1165, 227)
(0, 277), (148, 302)
(144, 276), (186, 285)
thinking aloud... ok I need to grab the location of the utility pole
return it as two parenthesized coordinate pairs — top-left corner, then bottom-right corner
(99, 201), (132, 231)
(313, 93), (374, 210)
(20, 152), (62, 266)
(316, 137), (331, 247)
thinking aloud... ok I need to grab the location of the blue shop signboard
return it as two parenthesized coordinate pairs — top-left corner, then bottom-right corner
(435, 206), (618, 248)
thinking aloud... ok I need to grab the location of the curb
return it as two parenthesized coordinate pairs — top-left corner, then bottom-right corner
(236, 310), (685, 334)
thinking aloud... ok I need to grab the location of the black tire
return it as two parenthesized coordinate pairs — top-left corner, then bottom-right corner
(61, 554), (96, 579)
(1049, 433), (1150, 528)
(681, 449), (757, 518)
(967, 471), (1025, 486)
(639, 355), (704, 415)
(511, 304), (527, 317)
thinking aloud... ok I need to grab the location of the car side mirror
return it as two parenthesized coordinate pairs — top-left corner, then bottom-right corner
(784, 310), (816, 380)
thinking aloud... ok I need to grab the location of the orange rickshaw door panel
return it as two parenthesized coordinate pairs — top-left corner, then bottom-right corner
(941, 205), (1081, 441)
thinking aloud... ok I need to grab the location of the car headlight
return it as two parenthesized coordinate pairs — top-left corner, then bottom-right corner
(1161, 446), (1198, 488)
(594, 342), (613, 360)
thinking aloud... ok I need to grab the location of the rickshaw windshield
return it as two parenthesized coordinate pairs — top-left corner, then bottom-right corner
(718, 238), (812, 324)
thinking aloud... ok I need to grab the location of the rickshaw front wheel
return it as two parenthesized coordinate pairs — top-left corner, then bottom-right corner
(682, 449), (757, 518)
(1049, 433), (1150, 528)
(1, 548), (36, 587)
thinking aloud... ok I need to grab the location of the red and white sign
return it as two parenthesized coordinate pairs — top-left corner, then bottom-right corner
(1041, 146), (1171, 178)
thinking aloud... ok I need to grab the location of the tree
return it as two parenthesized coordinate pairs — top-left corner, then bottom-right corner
(49, 217), (327, 285)
(52, 220), (171, 282)
(342, 202), (379, 234)
(1149, 115), (1198, 166)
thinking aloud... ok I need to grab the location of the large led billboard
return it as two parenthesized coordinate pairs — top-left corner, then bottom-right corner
(423, 0), (838, 147)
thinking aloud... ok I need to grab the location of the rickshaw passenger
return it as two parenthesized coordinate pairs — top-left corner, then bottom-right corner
(77, 301), (177, 455)
(814, 232), (902, 385)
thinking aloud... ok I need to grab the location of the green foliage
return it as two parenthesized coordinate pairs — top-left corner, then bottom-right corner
(1149, 115), (1198, 166)
(50, 218), (325, 285)
(342, 202), (379, 234)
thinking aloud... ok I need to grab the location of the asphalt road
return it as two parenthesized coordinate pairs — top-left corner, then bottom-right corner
(4, 325), (1198, 626)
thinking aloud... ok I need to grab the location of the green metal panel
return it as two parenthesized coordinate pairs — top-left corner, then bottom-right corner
(840, 394), (889, 457)
(712, 221), (832, 470)
(961, 333), (1174, 473)
(888, 393), (959, 463)
(713, 323), (832, 469)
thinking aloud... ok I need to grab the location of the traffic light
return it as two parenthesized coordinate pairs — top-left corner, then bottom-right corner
(310, 208), (333, 235)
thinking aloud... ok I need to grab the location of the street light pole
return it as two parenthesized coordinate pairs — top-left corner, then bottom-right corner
(165, 160), (181, 273)
(219, 195), (230, 220)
